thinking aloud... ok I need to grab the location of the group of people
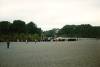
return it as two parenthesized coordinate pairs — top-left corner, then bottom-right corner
(6, 40), (37, 48)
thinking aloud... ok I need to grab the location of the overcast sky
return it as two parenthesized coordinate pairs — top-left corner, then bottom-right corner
(0, 0), (100, 30)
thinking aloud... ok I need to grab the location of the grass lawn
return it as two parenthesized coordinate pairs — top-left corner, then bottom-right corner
(0, 39), (100, 67)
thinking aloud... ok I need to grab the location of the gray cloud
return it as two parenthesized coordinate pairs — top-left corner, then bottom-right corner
(0, 0), (100, 30)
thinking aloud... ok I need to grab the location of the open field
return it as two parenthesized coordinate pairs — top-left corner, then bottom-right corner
(0, 39), (100, 67)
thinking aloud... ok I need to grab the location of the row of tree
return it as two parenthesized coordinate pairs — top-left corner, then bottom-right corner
(0, 20), (100, 42)
(44, 24), (100, 38)
(0, 20), (42, 42)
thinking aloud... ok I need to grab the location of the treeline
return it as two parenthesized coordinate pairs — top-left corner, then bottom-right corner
(0, 20), (100, 42)
(44, 24), (100, 38)
(0, 20), (42, 42)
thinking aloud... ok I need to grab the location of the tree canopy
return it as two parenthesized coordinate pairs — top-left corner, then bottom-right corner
(0, 20), (42, 42)
(0, 21), (11, 35)
(0, 20), (100, 42)
(57, 24), (100, 38)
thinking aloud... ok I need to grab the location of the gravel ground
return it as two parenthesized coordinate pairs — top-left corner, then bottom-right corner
(0, 39), (100, 67)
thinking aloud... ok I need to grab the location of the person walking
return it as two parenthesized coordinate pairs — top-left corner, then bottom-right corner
(7, 41), (10, 48)
(26, 40), (28, 44)
(35, 39), (37, 44)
